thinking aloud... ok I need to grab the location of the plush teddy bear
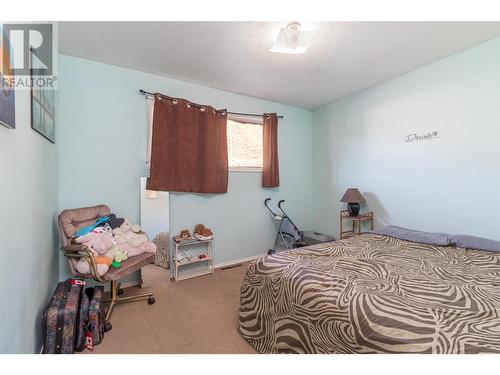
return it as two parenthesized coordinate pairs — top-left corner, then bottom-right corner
(112, 220), (156, 257)
(194, 224), (213, 239)
(180, 229), (191, 238)
(75, 225), (116, 276)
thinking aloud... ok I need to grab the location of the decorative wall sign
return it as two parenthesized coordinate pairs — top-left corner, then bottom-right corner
(405, 131), (438, 143)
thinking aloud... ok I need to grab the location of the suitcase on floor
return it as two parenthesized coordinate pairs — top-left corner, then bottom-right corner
(74, 286), (91, 352)
(42, 279), (86, 354)
(75, 286), (107, 352)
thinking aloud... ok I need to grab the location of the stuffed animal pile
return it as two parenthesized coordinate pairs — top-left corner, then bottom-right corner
(112, 220), (156, 257)
(73, 214), (156, 276)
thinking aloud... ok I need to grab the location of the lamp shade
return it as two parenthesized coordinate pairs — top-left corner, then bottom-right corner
(340, 188), (366, 203)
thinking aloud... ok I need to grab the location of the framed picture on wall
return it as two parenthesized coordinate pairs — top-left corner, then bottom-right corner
(0, 29), (16, 129)
(31, 49), (55, 143)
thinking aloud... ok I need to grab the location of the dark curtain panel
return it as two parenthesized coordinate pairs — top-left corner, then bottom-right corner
(147, 95), (228, 193)
(262, 113), (280, 188)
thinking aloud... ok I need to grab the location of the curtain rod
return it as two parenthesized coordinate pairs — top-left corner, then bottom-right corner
(139, 89), (284, 119)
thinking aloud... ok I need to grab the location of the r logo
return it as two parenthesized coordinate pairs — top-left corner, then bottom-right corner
(2, 23), (53, 75)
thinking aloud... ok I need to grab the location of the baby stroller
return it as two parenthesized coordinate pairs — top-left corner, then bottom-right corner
(265, 198), (306, 255)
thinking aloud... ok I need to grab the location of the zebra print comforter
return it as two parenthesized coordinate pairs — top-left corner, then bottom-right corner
(239, 234), (500, 353)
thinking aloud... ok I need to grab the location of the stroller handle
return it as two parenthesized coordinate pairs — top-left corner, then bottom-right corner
(278, 200), (285, 209)
(264, 198), (275, 215)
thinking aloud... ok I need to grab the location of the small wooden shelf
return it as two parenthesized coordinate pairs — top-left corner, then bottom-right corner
(171, 237), (215, 282)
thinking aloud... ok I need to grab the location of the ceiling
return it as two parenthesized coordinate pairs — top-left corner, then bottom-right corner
(59, 22), (500, 109)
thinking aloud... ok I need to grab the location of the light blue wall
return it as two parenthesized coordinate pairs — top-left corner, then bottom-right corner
(58, 55), (313, 278)
(312, 38), (500, 239)
(0, 88), (59, 352)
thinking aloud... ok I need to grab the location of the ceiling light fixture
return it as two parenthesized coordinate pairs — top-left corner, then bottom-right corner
(269, 22), (318, 54)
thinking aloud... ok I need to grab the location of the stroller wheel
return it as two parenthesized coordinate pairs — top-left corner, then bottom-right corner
(267, 249), (276, 255)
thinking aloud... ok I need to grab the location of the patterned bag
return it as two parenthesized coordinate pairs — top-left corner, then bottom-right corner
(87, 286), (106, 348)
(74, 289), (91, 352)
(42, 279), (85, 354)
(74, 286), (106, 352)
(43, 281), (107, 354)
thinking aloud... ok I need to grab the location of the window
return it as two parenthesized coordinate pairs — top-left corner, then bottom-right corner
(227, 118), (263, 172)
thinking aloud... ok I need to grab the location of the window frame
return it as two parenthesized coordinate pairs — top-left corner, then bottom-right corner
(227, 115), (263, 173)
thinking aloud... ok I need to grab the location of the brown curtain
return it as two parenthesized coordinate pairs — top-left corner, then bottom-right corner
(147, 95), (228, 193)
(262, 113), (280, 188)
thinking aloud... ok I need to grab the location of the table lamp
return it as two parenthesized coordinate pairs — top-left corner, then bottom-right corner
(340, 188), (366, 217)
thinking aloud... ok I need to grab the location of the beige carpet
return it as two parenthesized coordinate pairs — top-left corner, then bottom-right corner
(89, 263), (256, 354)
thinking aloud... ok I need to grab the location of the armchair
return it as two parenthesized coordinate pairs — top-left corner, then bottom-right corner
(58, 205), (155, 328)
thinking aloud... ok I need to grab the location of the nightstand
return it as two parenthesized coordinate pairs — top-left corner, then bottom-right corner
(340, 210), (374, 239)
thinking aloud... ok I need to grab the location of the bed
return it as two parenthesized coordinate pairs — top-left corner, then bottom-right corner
(239, 231), (500, 353)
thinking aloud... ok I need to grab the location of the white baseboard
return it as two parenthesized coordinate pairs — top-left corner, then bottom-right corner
(214, 253), (266, 269)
